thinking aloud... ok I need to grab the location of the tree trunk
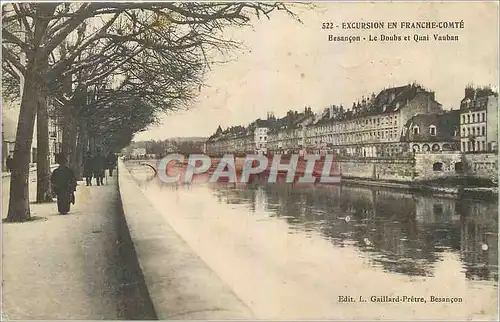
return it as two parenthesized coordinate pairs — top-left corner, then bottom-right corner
(61, 103), (78, 172)
(6, 3), (57, 221)
(74, 123), (87, 181)
(69, 122), (78, 174)
(6, 70), (39, 222)
(36, 86), (53, 203)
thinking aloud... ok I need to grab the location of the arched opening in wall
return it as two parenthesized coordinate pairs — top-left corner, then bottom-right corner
(412, 144), (420, 152)
(422, 144), (430, 152)
(431, 144), (440, 152)
(454, 162), (463, 173)
(433, 162), (443, 171)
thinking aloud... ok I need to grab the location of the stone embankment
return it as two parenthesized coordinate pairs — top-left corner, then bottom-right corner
(117, 159), (255, 319)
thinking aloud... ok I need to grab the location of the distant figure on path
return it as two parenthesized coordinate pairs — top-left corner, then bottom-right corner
(5, 154), (13, 172)
(106, 152), (117, 177)
(83, 152), (94, 186)
(51, 153), (77, 215)
(92, 148), (106, 186)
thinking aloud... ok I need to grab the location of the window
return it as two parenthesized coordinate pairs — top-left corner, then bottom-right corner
(467, 115), (470, 123)
(472, 127), (476, 135)
(482, 126), (485, 136)
(433, 204), (443, 215)
(433, 162), (443, 171)
(462, 142), (466, 151)
(462, 128), (466, 136)
(429, 125), (436, 136)
(432, 144), (440, 151)
(455, 162), (463, 173)
(413, 126), (420, 135)
(472, 114), (475, 123)
(482, 141), (486, 151)
(482, 112), (486, 122)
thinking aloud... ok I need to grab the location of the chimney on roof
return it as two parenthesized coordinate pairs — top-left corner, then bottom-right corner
(464, 86), (475, 99)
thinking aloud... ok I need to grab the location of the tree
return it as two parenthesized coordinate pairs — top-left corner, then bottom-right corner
(3, 2), (300, 222)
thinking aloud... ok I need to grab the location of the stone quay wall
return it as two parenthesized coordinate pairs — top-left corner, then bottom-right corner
(463, 153), (498, 180)
(413, 151), (463, 181)
(334, 157), (415, 182)
(329, 152), (497, 183)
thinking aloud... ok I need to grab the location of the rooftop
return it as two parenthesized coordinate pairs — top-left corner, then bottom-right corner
(401, 110), (460, 142)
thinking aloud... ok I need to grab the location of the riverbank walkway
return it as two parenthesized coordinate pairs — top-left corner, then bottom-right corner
(1, 173), (156, 320)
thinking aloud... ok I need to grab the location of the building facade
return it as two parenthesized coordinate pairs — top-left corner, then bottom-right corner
(459, 86), (498, 153)
(400, 110), (460, 153)
(2, 112), (16, 171)
(205, 125), (254, 156)
(204, 84), (488, 163)
(302, 84), (443, 157)
(266, 108), (315, 155)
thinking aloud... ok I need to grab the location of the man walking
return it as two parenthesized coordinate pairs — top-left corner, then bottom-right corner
(106, 151), (117, 177)
(92, 148), (106, 186)
(83, 151), (93, 186)
(5, 154), (13, 172)
(51, 153), (77, 215)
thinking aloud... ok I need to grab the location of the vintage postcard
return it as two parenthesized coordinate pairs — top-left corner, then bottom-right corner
(1, 1), (499, 321)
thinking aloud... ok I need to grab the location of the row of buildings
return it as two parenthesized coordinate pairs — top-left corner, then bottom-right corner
(204, 84), (498, 158)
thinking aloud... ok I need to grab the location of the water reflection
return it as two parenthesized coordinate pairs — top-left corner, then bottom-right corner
(211, 182), (498, 282)
(126, 161), (498, 319)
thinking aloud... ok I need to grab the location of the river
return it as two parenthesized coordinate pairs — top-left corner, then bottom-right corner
(126, 161), (498, 320)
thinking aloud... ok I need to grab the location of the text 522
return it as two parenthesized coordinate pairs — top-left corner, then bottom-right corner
(322, 22), (336, 30)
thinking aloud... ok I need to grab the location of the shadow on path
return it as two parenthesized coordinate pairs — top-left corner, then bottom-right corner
(2, 175), (157, 320)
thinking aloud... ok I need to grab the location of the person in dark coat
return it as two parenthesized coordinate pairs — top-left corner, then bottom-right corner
(92, 148), (106, 186)
(83, 152), (93, 186)
(5, 155), (13, 172)
(51, 153), (77, 215)
(106, 152), (117, 177)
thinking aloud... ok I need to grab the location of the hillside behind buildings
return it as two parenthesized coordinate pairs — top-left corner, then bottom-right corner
(124, 137), (207, 157)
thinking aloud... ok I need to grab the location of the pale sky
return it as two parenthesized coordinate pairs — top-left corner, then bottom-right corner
(134, 1), (499, 141)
